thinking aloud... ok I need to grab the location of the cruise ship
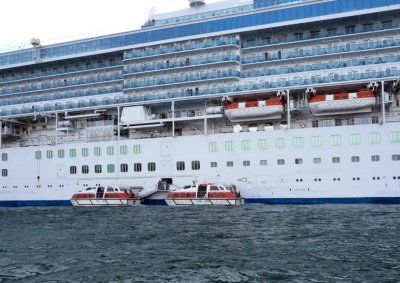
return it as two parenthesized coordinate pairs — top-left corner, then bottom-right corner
(1, 0), (400, 206)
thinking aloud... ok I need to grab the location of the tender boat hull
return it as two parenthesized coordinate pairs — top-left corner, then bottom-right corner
(165, 198), (244, 206)
(71, 198), (140, 206)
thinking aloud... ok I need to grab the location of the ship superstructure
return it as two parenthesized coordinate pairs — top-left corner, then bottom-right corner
(1, 0), (400, 206)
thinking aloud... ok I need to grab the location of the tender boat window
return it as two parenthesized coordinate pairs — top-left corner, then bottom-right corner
(107, 187), (114, 192)
(210, 186), (219, 191)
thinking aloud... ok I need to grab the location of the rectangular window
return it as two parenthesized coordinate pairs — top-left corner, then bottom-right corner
(120, 145), (128, 155)
(133, 145), (141, 154)
(192, 160), (200, 170)
(277, 159), (285, 165)
(330, 135), (341, 146)
(107, 146), (114, 156)
(311, 136), (322, 147)
(243, 160), (250, 166)
(1, 153), (8, 161)
(227, 161), (234, 167)
(369, 132), (381, 144)
(70, 166), (77, 174)
(148, 162), (156, 172)
(107, 164), (115, 173)
(313, 158), (321, 164)
(258, 139), (268, 149)
(260, 160), (267, 166)
(295, 158), (303, 165)
(241, 140), (251, 150)
(82, 165), (89, 174)
(134, 163), (142, 172)
(391, 131), (400, 143)
(1, 169), (7, 177)
(69, 148), (76, 158)
(225, 141), (234, 151)
(35, 151), (42, 159)
(120, 163), (128, 173)
(371, 155), (380, 162)
(46, 150), (53, 159)
(275, 138), (286, 149)
(208, 142), (217, 152)
(351, 156), (360, 163)
(177, 161), (185, 171)
(392, 154), (400, 161)
(211, 162), (218, 168)
(82, 148), (89, 157)
(332, 157), (340, 163)
(349, 134), (361, 145)
(293, 137), (304, 148)
(95, 165), (102, 173)
(94, 147), (101, 156)
(57, 150), (65, 158)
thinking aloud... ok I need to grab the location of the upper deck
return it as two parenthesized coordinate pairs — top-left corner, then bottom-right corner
(1, 0), (399, 70)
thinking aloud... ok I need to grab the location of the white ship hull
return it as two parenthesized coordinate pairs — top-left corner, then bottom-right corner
(1, 123), (400, 206)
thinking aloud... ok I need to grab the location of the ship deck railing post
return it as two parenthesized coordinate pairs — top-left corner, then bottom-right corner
(172, 101), (175, 137)
(204, 100), (207, 135)
(0, 119), (2, 149)
(55, 113), (58, 145)
(287, 90), (291, 130)
(117, 106), (120, 180)
(381, 80), (386, 124)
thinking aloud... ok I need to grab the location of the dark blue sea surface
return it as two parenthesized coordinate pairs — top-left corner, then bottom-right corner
(0, 205), (399, 282)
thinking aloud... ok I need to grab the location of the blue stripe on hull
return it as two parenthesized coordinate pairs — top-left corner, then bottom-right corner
(245, 197), (400, 204)
(141, 199), (167, 206)
(2, 197), (400, 207)
(0, 200), (72, 207)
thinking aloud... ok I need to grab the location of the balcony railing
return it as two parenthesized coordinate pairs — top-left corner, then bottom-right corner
(124, 70), (240, 90)
(1, 69), (399, 117)
(124, 54), (240, 75)
(124, 38), (240, 60)
(242, 38), (400, 64)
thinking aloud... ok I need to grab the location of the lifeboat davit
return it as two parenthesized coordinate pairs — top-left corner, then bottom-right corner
(165, 183), (243, 206)
(70, 186), (140, 206)
(224, 98), (284, 122)
(309, 90), (376, 116)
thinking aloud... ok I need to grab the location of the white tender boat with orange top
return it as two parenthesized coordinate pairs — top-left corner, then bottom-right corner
(165, 183), (244, 206)
(309, 89), (376, 116)
(224, 97), (284, 122)
(70, 186), (140, 206)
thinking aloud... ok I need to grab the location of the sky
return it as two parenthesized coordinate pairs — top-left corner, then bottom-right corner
(0, 0), (220, 51)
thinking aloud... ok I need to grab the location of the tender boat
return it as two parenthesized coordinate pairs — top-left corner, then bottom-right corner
(70, 186), (140, 206)
(309, 89), (376, 116)
(224, 97), (284, 122)
(165, 183), (244, 206)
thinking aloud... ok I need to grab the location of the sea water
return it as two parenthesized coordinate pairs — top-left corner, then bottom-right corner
(0, 205), (399, 282)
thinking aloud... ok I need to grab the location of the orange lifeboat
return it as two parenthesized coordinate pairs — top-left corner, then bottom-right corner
(224, 97), (284, 122)
(165, 183), (243, 206)
(309, 89), (375, 116)
(70, 186), (140, 206)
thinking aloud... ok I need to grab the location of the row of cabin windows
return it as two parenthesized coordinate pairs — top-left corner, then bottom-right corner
(35, 145), (142, 159)
(30, 131), (400, 160)
(208, 132), (400, 152)
(67, 154), (400, 175)
(70, 163), (156, 174)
